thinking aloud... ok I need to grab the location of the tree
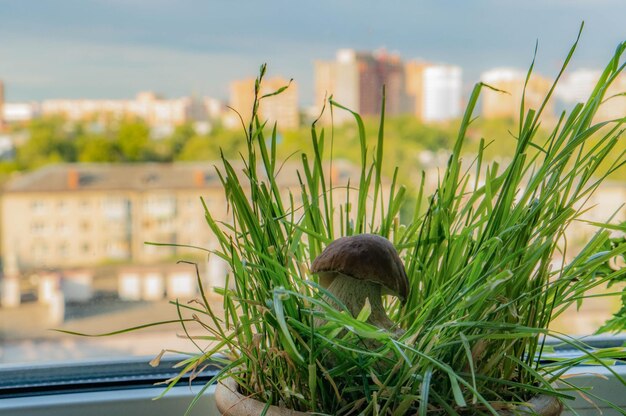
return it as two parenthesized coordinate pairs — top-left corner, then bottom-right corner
(176, 135), (214, 161)
(165, 123), (196, 160)
(16, 116), (77, 169)
(77, 134), (119, 162)
(116, 119), (151, 162)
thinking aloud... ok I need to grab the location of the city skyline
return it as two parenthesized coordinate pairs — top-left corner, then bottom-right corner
(3, 60), (625, 128)
(1, 1), (625, 105)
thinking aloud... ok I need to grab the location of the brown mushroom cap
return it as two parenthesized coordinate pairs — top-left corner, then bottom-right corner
(311, 234), (409, 301)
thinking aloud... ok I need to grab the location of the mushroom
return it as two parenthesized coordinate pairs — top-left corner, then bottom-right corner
(311, 234), (409, 334)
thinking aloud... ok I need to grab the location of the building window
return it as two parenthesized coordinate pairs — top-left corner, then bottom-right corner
(81, 242), (91, 254)
(143, 195), (176, 218)
(31, 221), (46, 234)
(59, 242), (69, 258)
(57, 200), (68, 213)
(105, 241), (129, 259)
(31, 200), (46, 214)
(33, 243), (48, 262)
(157, 217), (174, 230)
(57, 221), (69, 234)
(143, 243), (159, 254)
(103, 197), (130, 220)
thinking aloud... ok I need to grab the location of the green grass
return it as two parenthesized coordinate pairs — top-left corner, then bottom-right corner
(59, 27), (626, 415)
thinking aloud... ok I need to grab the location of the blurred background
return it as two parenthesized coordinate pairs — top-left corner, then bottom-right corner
(0, 0), (625, 365)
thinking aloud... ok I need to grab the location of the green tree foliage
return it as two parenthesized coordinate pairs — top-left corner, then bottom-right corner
(176, 135), (214, 161)
(175, 125), (246, 161)
(5, 112), (625, 189)
(116, 119), (151, 162)
(164, 123), (196, 160)
(76, 134), (119, 162)
(16, 116), (76, 169)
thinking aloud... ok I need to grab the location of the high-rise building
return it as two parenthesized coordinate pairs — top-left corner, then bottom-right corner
(557, 69), (626, 122)
(357, 50), (406, 116)
(229, 79), (256, 123)
(481, 68), (553, 120)
(422, 65), (462, 122)
(405, 61), (428, 120)
(314, 49), (408, 124)
(0, 80), (5, 131)
(229, 77), (299, 130)
(314, 50), (359, 124)
(405, 61), (462, 122)
(556, 69), (600, 104)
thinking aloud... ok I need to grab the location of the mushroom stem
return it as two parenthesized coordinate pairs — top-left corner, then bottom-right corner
(322, 273), (399, 333)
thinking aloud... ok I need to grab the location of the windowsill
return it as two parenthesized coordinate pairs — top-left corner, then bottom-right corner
(0, 384), (218, 416)
(0, 355), (221, 416)
(1, 337), (625, 416)
(1, 366), (626, 416)
(0, 355), (219, 398)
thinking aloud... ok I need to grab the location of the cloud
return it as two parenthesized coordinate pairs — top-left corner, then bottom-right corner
(0, 34), (332, 104)
(0, 37), (240, 99)
(0, 1), (624, 104)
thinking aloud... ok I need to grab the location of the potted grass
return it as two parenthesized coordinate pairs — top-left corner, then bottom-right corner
(61, 28), (626, 415)
(191, 30), (626, 414)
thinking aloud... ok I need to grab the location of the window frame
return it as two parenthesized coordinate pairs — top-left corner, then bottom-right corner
(0, 355), (220, 399)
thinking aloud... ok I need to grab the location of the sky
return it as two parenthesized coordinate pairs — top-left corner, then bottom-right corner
(0, 0), (624, 106)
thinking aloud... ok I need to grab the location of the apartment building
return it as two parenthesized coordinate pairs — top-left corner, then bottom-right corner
(229, 77), (300, 130)
(41, 92), (210, 127)
(314, 49), (408, 124)
(315, 50), (463, 124)
(405, 61), (462, 122)
(357, 50), (406, 116)
(2, 164), (219, 273)
(0, 80), (5, 131)
(481, 68), (554, 120)
(314, 50), (359, 124)
(1, 161), (364, 276)
(2, 102), (41, 123)
(557, 69), (626, 123)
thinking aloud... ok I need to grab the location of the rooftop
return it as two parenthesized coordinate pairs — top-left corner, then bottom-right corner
(2, 160), (359, 194)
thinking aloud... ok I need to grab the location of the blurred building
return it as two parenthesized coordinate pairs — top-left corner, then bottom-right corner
(204, 97), (224, 120)
(314, 49), (408, 124)
(481, 68), (553, 120)
(359, 50), (406, 116)
(0, 80), (5, 131)
(404, 61), (427, 121)
(556, 69), (600, 104)
(117, 263), (200, 301)
(228, 77), (299, 130)
(41, 92), (213, 128)
(562, 181), (626, 261)
(597, 72), (626, 122)
(1, 161), (363, 275)
(405, 61), (462, 122)
(314, 50), (359, 124)
(3, 102), (41, 123)
(2, 164), (223, 274)
(557, 69), (626, 122)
